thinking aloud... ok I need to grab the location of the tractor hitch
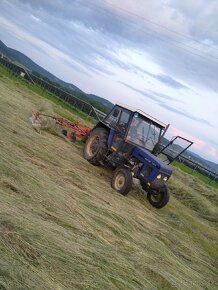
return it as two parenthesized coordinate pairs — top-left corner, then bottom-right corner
(30, 111), (91, 141)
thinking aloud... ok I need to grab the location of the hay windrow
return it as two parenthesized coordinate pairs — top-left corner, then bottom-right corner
(0, 71), (217, 290)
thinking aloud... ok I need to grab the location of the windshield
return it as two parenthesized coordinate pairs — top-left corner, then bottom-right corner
(126, 114), (162, 151)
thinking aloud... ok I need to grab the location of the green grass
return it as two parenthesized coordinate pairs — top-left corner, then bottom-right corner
(1, 65), (217, 188)
(172, 161), (218, 189)
(0, 66), (96, 124)
(0, 69), (218, 290)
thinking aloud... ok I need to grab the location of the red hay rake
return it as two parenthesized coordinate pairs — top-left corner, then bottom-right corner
(31, 111), (91, 141)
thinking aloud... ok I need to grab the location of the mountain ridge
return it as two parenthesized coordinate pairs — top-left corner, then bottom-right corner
(0, 40), (217, 172)
(0, 40), (114, 112)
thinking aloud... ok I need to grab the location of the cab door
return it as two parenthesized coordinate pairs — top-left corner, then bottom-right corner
(110, 109), (131, 151)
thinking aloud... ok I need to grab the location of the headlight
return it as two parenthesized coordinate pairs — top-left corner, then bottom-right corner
(156, 174), (162, 179)
(163, 176), (168, 182)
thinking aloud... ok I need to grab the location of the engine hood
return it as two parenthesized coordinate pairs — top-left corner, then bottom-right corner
(132, 147), (173, 176)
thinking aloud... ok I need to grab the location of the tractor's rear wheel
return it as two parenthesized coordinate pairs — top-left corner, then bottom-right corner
(111, 166), (133, 196)
(147, 185), (170, 208)
(83, 127), (108, 165)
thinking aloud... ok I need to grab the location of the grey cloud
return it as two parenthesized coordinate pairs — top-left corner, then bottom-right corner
(168, 0), (218, 42)
(148, 90), (182, 103)
(60, 58), (92, 77)
(5, 0), (218, 93)
(159, 103), (213, 127)
(131, 65), (188, 89)
(120, 82), (213, 127)
(120, 82), (178, 102)
(153, 75), (187, 89)
(16, 0), (218, 48)
(3, 1), (117, 77)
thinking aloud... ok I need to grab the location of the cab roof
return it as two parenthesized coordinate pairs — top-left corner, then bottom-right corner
(116, 103), (168, 129)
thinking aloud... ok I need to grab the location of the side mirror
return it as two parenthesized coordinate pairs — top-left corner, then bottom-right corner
(112, 109), (120, 118)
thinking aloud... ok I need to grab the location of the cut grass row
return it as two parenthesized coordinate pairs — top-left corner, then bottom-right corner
(172, 161), (218, 189)
(1, 64), (217, 190)
(1, 64), (217, 188)
(0, 65), (95, 124)
(0, 71), (217, 289)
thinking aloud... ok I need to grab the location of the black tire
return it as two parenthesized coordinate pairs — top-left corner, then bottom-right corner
(111, 166), (133, 196)
(147, 185), (170, 208)
(140, 180), (148, 192)
(83, 127), (108, 165)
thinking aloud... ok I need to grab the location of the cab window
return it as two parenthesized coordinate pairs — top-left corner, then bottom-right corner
(104, 107), (121, 127)
(117, 110), (131, 133)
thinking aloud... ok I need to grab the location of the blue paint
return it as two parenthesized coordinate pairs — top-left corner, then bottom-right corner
(132, 147), (172, 181)
(108, 128), (116, 148)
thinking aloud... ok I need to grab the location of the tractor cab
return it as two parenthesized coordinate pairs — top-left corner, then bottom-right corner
(103, 104), (167, 154)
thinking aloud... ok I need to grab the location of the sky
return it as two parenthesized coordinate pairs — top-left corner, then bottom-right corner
(0, 0), (218, 162)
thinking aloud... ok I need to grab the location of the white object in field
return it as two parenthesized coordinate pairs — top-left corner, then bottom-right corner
(30, 112), (41, 133)
(20, 72), (25, 78)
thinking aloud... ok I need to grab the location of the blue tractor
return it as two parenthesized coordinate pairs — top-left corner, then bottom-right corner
(83, 104), (193, 208)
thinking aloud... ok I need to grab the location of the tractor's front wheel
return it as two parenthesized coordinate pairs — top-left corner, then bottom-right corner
(147, 185), (170, 208)
(111, 166), (133, 196)
(83, 127), (108, 165)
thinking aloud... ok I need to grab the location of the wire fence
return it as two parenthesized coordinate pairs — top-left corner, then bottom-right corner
(159, 145), (218, 183)
(0, 55), (107, 121)
(0, 55), (217, 183)
(178, 155), (218, 183)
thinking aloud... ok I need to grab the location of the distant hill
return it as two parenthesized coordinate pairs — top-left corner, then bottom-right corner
(1, 40), (217, 172)
(187, 151), (218, 172)
(0, 40), (114, 112)
(160, 136), (218, 173)
(0, 40), (81, 92)
(87, 94), (114, 110)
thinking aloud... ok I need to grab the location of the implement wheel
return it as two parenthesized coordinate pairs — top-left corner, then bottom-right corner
(111, 166), (133, 196)
(147, 185), (170, 208)
(83, 127), (108, 165)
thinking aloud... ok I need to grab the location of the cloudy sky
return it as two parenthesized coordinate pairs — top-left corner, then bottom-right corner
(1, 0), (218, 162)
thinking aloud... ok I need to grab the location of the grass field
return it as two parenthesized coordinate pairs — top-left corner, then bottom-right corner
(172, 161), (218, 189)
(0, 70), (218, 290)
